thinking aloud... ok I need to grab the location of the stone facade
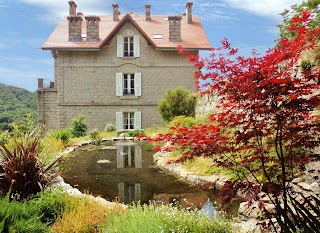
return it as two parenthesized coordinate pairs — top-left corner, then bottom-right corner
(39, 2), (210, 131)
(39, 23), (197, 130)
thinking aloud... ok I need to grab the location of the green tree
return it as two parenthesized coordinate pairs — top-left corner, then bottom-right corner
(278, 0), (320, 41)
(158, 87), (196, 122)
(0, 84), (37, 132)
(71, 115), (87, 137)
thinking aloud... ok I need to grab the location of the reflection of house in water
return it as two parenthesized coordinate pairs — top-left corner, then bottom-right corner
(116, 143), (142, 203)
(117, 143), (142, 168)
(118, 182), (141, 203)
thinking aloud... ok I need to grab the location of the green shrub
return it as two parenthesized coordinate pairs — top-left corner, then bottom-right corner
(145, 143), (153, 151)
(29, 189), (69, 225)
(89, 129), (102, 145)
(71, 115), (87, 137)
(100, 203), (232, 233)
(0, 130), (10, 144)
(0, 131), (62, 200)
(50, 128), (72, 144)
(168, 115), (200, 128)
(127, 130), (145, 137)
(158, 87), (196, 122)
(0, 195), (49, 233)
(105, 123), (116, 132)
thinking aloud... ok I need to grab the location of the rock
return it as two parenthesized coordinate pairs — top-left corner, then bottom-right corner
(66, 188), (83, 196)
(238, 201), (276, 218)
(297, 182), (312, 191)
(186, 174), (199, 185)
(310, 182), (320, 193)
(234, 218), (262, 233)
(291, 177), (302, 184)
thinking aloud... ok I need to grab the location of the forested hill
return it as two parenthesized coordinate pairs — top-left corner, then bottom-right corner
(0, 83), (37, 131)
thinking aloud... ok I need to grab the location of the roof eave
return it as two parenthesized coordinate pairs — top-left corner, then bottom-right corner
(155, 47), (211, 51)
(42, 47), (101, 51)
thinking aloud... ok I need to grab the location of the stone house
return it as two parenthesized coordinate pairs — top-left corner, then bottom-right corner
(38, 1), (210, 131)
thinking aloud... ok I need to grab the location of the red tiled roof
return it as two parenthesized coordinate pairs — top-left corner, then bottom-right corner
(42, 13), (211, 50)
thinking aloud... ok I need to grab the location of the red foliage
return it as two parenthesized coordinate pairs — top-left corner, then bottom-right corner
(152, 11), (320, 198)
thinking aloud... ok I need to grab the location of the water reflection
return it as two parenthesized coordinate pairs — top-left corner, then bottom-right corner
(116, 143), (142, 168)
(118, 182), (141, 203)
(62, 141), (213, 208)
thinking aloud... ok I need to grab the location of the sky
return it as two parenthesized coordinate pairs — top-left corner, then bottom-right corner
(0, 0), (305, 92)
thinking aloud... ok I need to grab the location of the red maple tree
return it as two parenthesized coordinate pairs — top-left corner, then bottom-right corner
(152, 11), (320, 200)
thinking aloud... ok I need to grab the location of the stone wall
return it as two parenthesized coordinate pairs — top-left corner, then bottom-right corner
(40, 22), (197, 130)
(195, 93), (220, 118)
(38, 87), (58, 129)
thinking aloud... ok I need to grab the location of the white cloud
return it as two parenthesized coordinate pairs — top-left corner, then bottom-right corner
(192, 0), (236, 21)
(18, 0), (114, 23)
(223, 0), (304, 18)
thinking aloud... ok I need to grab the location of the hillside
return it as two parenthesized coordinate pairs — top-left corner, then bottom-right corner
(0, 83), (37, 131)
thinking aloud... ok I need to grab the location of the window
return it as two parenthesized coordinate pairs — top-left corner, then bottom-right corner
(116, 111), (141, 130)
(124, 36), (134, 57)
(124, 112), (134, 130)
(123, 74), (135, 95)
(117, 30), (140, 58)
(116, 73), (141, 97)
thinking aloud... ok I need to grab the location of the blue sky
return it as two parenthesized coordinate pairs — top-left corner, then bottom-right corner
(0, 0), (304, 91)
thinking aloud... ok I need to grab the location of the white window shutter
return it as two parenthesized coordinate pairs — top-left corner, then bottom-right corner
(134, 73), (141, 96)
(116, 112), (123, 130)
(117, 35), (123, 57)
(134, 111), (141, 130)
(116, 73), (123, 96)
(134, 35), (140, 57)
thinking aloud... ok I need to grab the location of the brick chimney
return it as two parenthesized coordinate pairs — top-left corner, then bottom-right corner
(186, 1), (193, 24)
(112, 3), (119, 21)
(145, 4), (151, 21)
(68, 1), (77, 16)
(38, 78), (44, 89)
(67, 15), (83, 42)
(168, 15), (182, 42)
(85, 16), (100, 42)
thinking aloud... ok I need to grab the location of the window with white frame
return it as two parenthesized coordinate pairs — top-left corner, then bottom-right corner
(123, 74), (135, 95)
(124, 36), (134, 57)
(116, 111), (141, 130)
(116, 73), (141, 97)
(124, 112), (134, 129)
(117, 30), (140, 58)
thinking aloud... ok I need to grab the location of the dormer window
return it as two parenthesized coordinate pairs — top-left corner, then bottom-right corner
(117, 30), (140, 58)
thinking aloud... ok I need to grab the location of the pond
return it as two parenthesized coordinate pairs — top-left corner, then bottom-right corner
(61, 141), (215, 210)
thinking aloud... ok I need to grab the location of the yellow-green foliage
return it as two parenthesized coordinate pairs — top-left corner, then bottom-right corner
(39, 134), (64, 165)
(51, 196), (124, 233)
(168, 115), (208, 128)
(184, 156), (225, 176)
(143, 127), (168, 137)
